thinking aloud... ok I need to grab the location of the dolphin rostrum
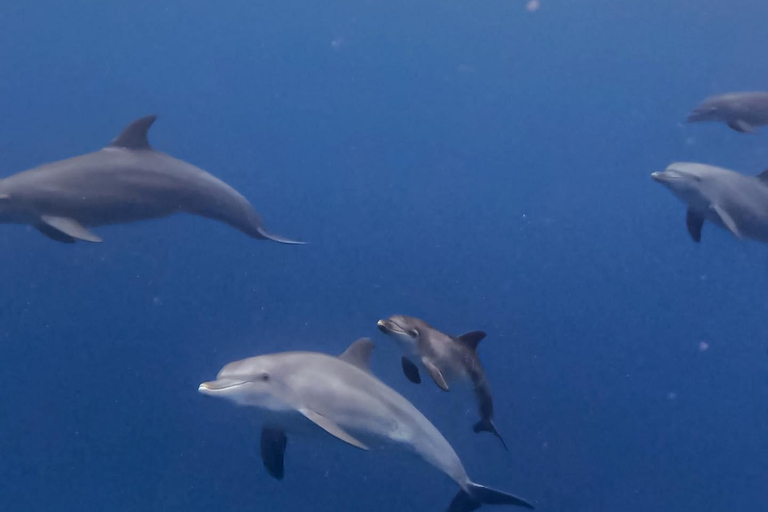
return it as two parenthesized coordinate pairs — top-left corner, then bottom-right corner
(0, 115), (303, 244)
(377, 315), (507, 450)
(652, 162), (768, 243)
(198, 338), (534, 512)
(687, 91), (768, 133)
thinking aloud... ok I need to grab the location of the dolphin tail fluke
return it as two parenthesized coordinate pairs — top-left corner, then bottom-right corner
(472, 419), (508, 451)
(448, 483), (534, 512)
(254, 226), (306, 245)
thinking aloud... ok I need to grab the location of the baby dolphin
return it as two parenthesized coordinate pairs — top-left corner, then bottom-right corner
(687, 91), (768, 133)
(377, 315), (507, 450)
(198, 338), (534, 512)
(0, 115), (303, 244)
(652, 162), (768, 243)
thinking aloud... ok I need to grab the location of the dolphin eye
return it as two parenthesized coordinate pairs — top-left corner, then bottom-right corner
(257, 373), (270, 382)
(408, 329), (419, 338)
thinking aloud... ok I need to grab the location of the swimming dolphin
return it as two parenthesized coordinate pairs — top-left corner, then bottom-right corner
(652, 162), (768, 243)
(198, 338), (534, 512)
(377, 315), (507, 450)
(0, 115), (303, 244)
(687, 91), (768, 133)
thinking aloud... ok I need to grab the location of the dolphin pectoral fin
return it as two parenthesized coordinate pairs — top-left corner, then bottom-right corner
(423, 359), (450, 391)
(40, 216), (102, 243)
(727, 119), (757, 133)
(401, 357), (422, 384)
(685, 208), (704, 242)
(298, 408), (369, 450)
(260, 426), (288, 480)
(711, 204), (742, 239)
(35, 223), (76, 244)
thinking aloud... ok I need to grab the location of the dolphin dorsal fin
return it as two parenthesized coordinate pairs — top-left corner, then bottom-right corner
(456, 331), (486, 352)
(108, 115), (157, 150)
(338, 338), (375, 373)
(757, 169), (768, 183)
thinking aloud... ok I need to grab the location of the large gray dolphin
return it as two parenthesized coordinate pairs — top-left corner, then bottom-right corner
(687, 91), (768, 133)
(0, 115), (303, 244)
(198, 338), (534, 512)
(652, 162), (768, 243)
(377, 315), (507, 450)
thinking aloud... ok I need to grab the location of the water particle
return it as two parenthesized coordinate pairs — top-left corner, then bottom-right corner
(526, 0), (541, 12)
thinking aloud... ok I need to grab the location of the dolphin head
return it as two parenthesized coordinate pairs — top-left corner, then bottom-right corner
(687, 96), (726, 123)
(0, 188), (28, 224)
(377, 315), (431, 349)
(199, 355), (289, 410)
(651, 162), (721, 209)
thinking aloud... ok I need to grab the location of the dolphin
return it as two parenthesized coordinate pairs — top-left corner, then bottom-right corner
(652, 162), (768, 243)
(686, 91), (768, 133)
(198, 338), (534, 512)
(0, 115), (303, 244)
(377, 315), (507, 450)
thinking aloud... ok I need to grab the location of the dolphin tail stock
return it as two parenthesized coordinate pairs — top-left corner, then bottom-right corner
(472, 419), (508, 451)
(448, 482), (534, 512)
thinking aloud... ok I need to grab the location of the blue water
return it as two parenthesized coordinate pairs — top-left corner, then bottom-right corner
(1, 1), (768, 511)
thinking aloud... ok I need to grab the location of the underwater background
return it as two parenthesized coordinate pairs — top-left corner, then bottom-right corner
(1, 0), (768, 511)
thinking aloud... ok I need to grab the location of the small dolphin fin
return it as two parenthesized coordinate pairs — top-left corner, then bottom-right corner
(338, 338), (375, 373)
(401, 357), (421, 384)
(448, 483), (534, 512)
(254, 226), (306, 245)
(40, 216), (102, 243)
(685, 208), (704, 243)
(727, 119), (757, 133)
(108, 115), (157, 150)
(473, 419), (508, 451)
(423, 359), (450, 391)
(757, 169), (768, 183)
(711, 204), (742, 239)
(456, 331), (486, 352)
(35, 223), (76, 244)
(260, 426), (288, 480)
(299, 408), (369, 450)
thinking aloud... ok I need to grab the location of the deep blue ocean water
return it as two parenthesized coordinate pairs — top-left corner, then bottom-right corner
(1, 1), (768, 511)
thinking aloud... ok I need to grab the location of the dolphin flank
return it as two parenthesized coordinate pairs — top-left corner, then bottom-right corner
(652, 162), (768, 243)
(377, 315), (508, 450)
(198, 338), (534, 512)
(686, 91), (768, 133)
(0, 115), (303, 244)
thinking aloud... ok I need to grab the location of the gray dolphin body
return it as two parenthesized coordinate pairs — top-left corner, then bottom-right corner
(198, 339), (533, 512)
(687, 91), (768, 133)
(377, 315), (507, 450)
(0, 115), (302, 244)
(652, 162), (768, 243)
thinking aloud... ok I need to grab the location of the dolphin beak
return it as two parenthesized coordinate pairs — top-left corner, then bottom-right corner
(651, 172), (664, 182)
(377, 320), (390, 333)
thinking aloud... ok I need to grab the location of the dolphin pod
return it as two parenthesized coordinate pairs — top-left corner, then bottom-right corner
(199, 338), (534, 512)
(0, 115), (303, 244)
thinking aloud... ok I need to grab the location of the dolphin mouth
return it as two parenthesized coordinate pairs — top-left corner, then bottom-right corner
(377, 320), (391, 333)
(198, 379), (248, 393)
